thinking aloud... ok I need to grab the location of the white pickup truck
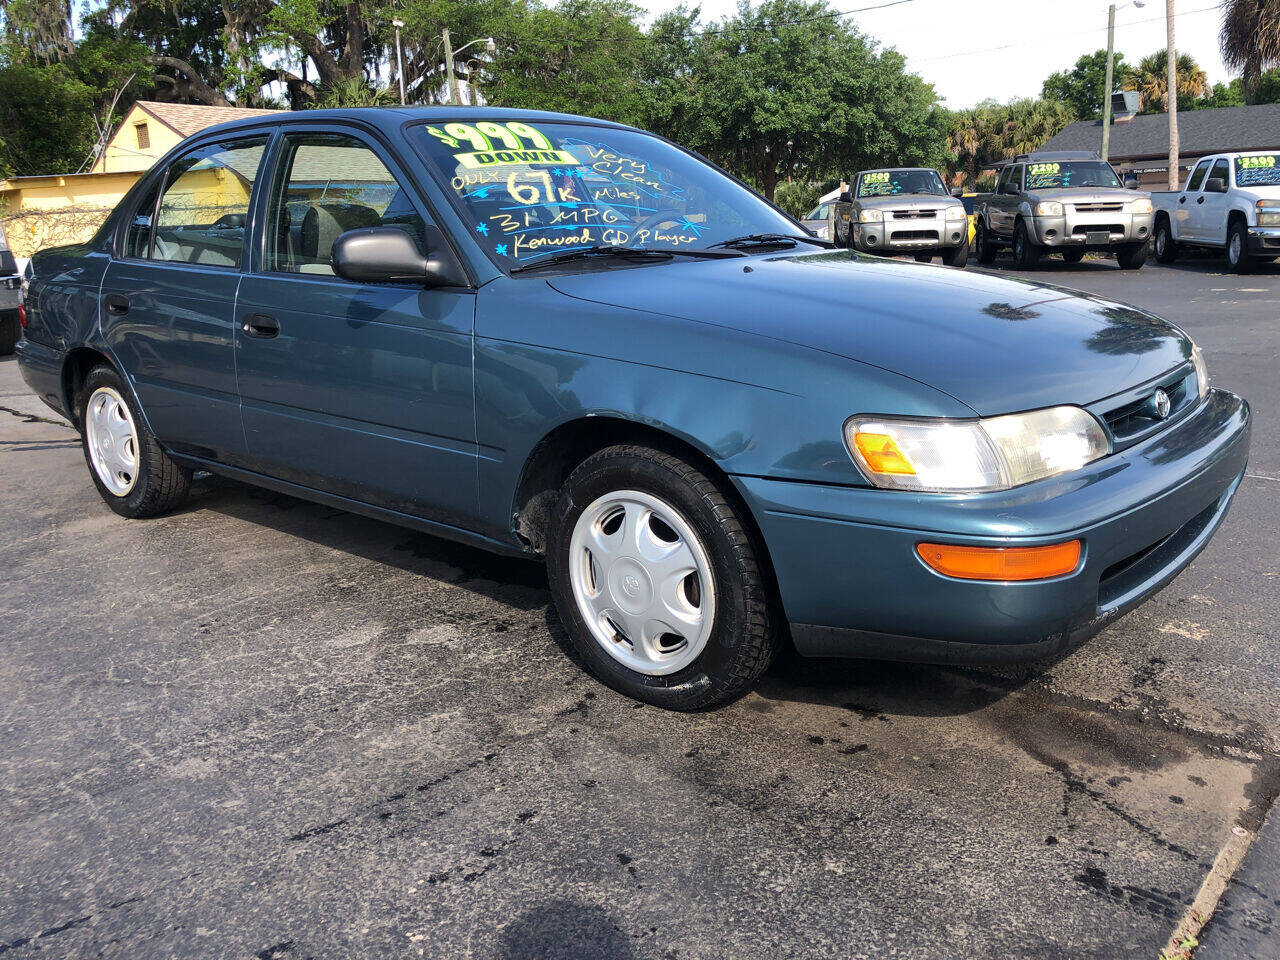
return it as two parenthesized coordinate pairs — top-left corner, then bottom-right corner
(1151, 151), (1280, 273)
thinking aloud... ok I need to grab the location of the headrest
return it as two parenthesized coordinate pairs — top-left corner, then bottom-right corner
(301, 203), (382, 261)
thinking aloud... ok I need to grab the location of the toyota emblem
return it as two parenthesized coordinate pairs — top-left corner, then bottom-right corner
(1153, 388), (1171, 419)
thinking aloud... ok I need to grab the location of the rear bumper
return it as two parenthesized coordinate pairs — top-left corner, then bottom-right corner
(15, 337), (68, 419)
(1248, 226), (1280, 255)
(735, 389), (1250, 662)
(1030, 211), (1153, 248)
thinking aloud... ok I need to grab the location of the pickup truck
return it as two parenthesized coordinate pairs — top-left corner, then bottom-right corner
(974, 151), (1153, 270)
(1151, 152), (1280, 273)
(832, 168), (969, 267)
(0, 223), (21, 355)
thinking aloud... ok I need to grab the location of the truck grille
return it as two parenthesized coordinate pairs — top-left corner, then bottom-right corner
(892, 209), (936, 219)
(1071, 224), (1124, 237)
(1072, 202), (1124, 213)
(1099, 369), (1197, 445)
(889, 229), (939, 242)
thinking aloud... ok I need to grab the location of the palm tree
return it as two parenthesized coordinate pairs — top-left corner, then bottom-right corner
(314, 77), (398, 109)
(1122, 50), (1209, 111)
(946, 108), (988, 188)
(1220, 0), (1280, 102)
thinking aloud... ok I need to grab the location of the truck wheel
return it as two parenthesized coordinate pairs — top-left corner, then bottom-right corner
(941, 241), (968, 268)
(1226, 220), (1255, 274)
(1154, 219), (1178, 263)
(546, 444), (779, 711)
(1013, 220), (1040, 269)
(0, 309), (19, 356)
(1116, 240), (1148, 270)
(80, 364), (192, 518)
(1061, 249), (1085, 264)
(975, 220), (997, 265)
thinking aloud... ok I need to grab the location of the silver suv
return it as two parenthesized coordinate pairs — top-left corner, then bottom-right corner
(974, 151), (1154, 270)
(836, 168), (969, 267)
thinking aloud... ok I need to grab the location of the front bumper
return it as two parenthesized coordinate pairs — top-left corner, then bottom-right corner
(1248, 226), (1280, 255)
(1029, 210), (1153, 248)
(735, 389), (1249, 663)
(854, 218), (969, 254)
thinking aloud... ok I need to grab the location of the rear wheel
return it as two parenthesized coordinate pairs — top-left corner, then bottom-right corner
(1226, 219), (1255, 274)
(1116, 240), (1148, 270)
(1013, 219), (1040, 269)
(546, 444), (777, 711)
(1154, 218), (1178, 263)
(975, 220), (997, 265)
(1061, 249), (1085, 264)
(0, 310), (18, 355)
(80, 364), (191, 518)
(941, 241), (969, 268)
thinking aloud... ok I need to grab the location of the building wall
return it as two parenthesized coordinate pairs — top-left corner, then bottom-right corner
(91, 105), (184, 174)
(0, 171), (143, 258)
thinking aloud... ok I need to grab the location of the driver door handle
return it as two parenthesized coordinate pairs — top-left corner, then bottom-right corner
(242, 313), (280, 339)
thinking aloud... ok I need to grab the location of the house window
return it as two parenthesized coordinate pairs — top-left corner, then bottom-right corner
(135, 123), (150, 150)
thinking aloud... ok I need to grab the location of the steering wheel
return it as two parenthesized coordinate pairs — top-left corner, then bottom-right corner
(624, 209), (688, 247)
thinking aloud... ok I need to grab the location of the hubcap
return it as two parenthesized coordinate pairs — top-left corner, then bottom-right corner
(1156, 230), (1166, 255)
(568, 490), (715, 676)
(1229, 233), (1241, 263)
(85, 387), (139, 496)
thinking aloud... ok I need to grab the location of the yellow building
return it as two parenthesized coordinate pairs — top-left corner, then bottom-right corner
(0, 101), (280, 259)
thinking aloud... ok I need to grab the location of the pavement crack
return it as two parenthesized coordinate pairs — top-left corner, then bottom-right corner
(0, 403), (71, 428)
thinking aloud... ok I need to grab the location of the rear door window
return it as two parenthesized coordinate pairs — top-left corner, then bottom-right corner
(151, 137), (268, 268)
(264, 133), (430, 276)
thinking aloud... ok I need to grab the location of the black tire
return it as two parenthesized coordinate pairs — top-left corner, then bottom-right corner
(913, 253), (933, 263)
(975, 219), (997, 265)
(1013, 219), (1040, 269)
(1154, 218), (1178, 263)
(546, 444), (778, 711)
(941, 240), (969, 268)
(0, 310), (19, 355)
(1060, 249), (1086, 264)
(79, 364), (191, 518)
(1116, 240), (1148, 270)
(1226, 219), (1255, 274)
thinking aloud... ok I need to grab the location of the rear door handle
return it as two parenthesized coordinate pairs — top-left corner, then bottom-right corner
(105, 293), (130, 316)
(241, 313), (280, 339)
(1196, 197), (1205, 204)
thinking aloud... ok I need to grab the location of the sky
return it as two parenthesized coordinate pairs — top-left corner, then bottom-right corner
(632, 0), (1235, 109)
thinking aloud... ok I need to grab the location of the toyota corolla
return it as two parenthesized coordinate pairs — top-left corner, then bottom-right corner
(16, 108), (1250, 710)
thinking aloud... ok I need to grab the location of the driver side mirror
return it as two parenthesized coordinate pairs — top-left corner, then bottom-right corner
(1204, 177), (1227, 194)
(950, 187), (963, 198)
(332, 227), (455, 286)
(1000, 182), (1021, 195)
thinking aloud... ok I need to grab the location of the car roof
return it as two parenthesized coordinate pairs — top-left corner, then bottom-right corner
(187, 106), (637, 140)
(857, 167), (935, 174)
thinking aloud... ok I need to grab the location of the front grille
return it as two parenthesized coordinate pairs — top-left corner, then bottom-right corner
(1097, 497), (1219, 611)
(1071, 202), (1123, 213)
(1100, 369), (1197, 445)
(889, 229), (939, 241)
(1072, 223), (1125, 237)
(892, 209), (936, 219)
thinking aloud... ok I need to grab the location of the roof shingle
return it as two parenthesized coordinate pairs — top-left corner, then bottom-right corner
(1041, 104), (1280, 165)
(135, 100), (283, 138)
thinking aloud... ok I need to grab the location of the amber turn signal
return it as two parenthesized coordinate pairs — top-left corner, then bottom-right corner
(916, 540), (1081, 582)
(852, 432), (916, 475)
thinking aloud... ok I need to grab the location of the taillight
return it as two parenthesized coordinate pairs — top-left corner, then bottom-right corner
(17, 302), (26, 329)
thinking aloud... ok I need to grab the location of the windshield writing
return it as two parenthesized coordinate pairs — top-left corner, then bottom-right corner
(857, 169), (946, 198)
(413, 121), (796, 267)
(1024, 161), (1121, 190)
(1234, 154), (1280, 187)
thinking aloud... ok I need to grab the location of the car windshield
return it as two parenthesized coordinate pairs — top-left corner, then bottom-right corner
(1234, 154), (1280, 187)
(1024, 161), (1121, 190)
(411, 120), (798, 269)
(857, 169), (946, 198)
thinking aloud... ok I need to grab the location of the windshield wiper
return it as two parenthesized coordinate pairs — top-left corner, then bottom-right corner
(508, 245), (739, 274)
(709, 232), (832, 250)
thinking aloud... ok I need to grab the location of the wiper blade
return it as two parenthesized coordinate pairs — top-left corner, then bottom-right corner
(508, 245), (738, 274)
(709, 233), (831, 249)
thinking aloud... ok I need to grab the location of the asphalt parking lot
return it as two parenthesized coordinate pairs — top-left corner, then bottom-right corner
(1, 257), (1277, 959)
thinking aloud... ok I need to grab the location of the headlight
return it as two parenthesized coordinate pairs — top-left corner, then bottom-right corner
(945, 205), (967, 220)
(1034, 201), (1064, 216)
(859, 208), (883, 223)
(1257, 200), (1280, 226)
(1128, 197), (1153, 214)
(844, 406), (1110, 493)
(1191, 343), (1209, 399)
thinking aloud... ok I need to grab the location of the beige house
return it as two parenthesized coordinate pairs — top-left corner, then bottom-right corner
(0, 101), (281, 259)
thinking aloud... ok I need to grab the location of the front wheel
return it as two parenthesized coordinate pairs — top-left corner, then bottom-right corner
(941, 241), (969, 268)
(1116, 240), (1148, 270)
(1154, 219), (1178, 263)
(975, 220), (997, 265)
(80, 365), (192, 518)
(1013, 219), (1040, 269)
(1226, 220), (1255, 274)
(546, 445), (778, 710)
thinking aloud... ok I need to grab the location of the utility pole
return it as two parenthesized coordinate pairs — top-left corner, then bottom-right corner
(1166, 0), (1180, 190)
(442, 27), (461, 106)
(1102, 4), (1116, 161)
(392, 18), (405, 105)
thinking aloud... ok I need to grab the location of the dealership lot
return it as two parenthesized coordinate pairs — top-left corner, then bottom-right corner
(1, 260), (1277, 959)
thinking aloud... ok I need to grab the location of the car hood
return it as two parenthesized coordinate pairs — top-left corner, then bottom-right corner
(857, 194), (952, 210)
(1027, 187), (1140, 205)
(547, 251), (1192, 416)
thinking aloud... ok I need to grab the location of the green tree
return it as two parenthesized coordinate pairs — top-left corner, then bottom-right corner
(1042, 49), (1130, 120)
(1122, 50), (1209, 112)
(640, 0), (947, 201)
(0, 61), (97, 175)
(944, 98), (1073, 190)
(1220, 0), (1280, 102)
